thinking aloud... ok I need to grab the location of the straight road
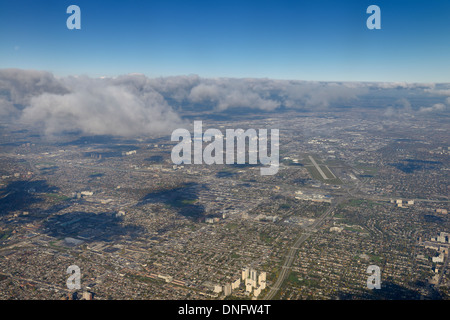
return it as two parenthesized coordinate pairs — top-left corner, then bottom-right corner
(263, 179), (368, 300)
(264, 197), (344, 299)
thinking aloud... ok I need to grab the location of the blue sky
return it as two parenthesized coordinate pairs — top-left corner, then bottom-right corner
(1, 0), (449, 82)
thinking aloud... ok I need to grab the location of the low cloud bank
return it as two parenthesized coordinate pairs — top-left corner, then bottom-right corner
(0, 69), (448, 137)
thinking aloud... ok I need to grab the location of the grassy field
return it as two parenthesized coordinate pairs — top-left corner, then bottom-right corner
(354, 163), (379, 175)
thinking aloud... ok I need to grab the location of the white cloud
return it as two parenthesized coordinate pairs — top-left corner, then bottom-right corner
(21, 78), (183, 137)
(419, 103), (446, 113)
(1, 69), (448, 137)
